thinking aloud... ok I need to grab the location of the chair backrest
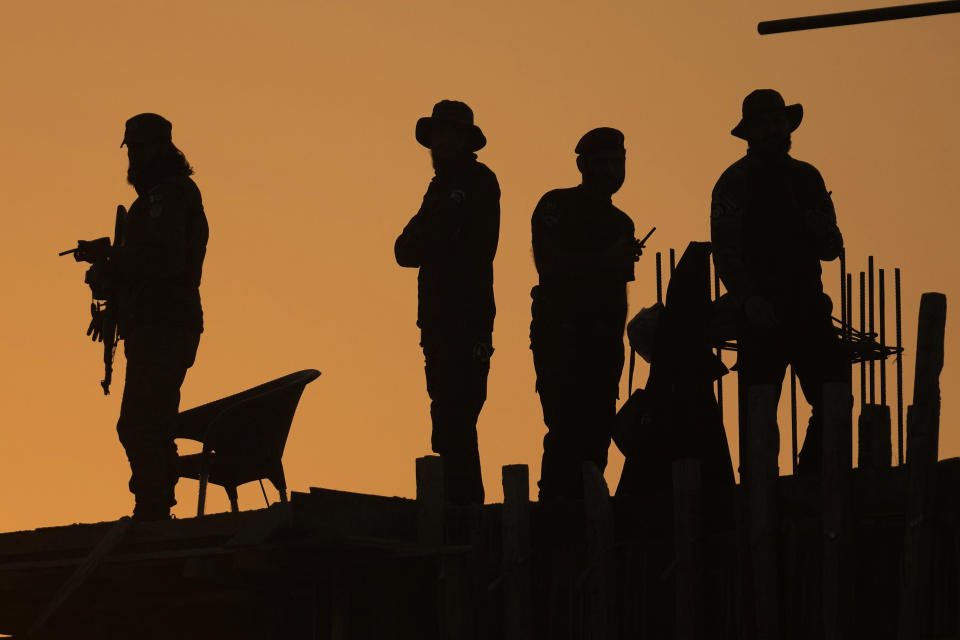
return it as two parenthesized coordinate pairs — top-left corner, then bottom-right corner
(174, 369), (321, 467)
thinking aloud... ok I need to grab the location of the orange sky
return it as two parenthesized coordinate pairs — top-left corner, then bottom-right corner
(1, 1), (957, 531)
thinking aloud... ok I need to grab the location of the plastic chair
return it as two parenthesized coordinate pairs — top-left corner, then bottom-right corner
(174, 369), (321, 516)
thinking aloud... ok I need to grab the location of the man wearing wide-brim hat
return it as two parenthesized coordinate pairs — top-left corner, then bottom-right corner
(711, 89), (847, 475)
(395, 100), (500, 505)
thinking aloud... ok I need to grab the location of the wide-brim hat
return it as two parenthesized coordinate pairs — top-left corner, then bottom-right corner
(416, 100), (486, 151)
(731, 89), (803, 140)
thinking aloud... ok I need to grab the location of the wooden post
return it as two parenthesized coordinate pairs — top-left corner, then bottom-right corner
(584, 461), (617, 640)
(857, 404), (892, 469)
(502, 465), (532, 640)
(673, 458), (702, 640)
(899, 292), (947, 640)
(745, 384), (779, 639)
(822, 381), (852, 640)
(416, 455), (444, 545)
(906, 292), (946, 463)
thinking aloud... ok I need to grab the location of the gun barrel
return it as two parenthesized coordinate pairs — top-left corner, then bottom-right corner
(639, 226), (656, 246)
(758, 0), (960, 34)
(58, 248), (78, 257)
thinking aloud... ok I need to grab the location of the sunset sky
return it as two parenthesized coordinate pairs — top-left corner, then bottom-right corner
(1, 1), (957, 531)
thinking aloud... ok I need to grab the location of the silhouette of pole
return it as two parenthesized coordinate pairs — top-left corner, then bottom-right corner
(840, 250), (847, 343)
(880, 269), (887, 407)
(669, 247), (676, 277)
(846, 273), (853, 348)
(790, 366), (798, 475)
(860, 272), (866, 410)
(715, 264), (723, 416)
(656, 252), (663, 304)
(895, 268), (904, 465)
(869, 257), (876, 405)
(758, 0), (960, 34)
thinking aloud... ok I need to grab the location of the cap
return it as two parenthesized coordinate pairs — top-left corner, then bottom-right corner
(575, 127), (625, 156)
(121, 113), (173, 147)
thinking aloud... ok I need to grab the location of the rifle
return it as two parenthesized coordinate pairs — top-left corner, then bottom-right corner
(60, 205), (127, 395)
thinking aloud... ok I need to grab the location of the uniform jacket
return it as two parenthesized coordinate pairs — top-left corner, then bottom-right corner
(711, 152), (842, 309)
(115, 174), (208, 335)
(395, 155), (500, 341)
(530, 185), (635, 337)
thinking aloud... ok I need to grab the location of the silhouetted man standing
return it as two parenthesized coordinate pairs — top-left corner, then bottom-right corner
(711, 90), (846, 474)
(395, 100), (500, 505)
(106, 114), (208, 519)
(531, 128), (641, 500)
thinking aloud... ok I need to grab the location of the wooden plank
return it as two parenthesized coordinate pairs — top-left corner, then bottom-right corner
(583, 461), (616, 639)
(502, 465), (532, 640)
(25, 518), (133, 638)
(745, 384), (779, 640)
(822, 381), (852, 640)
(673, 458), (702, 640)
(899, 292), (947, 640)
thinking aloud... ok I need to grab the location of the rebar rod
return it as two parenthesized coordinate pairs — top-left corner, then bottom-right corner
(860, 271), (866, 410)
(791, 365), (798, 476)
(656, 252), (663, 305)
(879, 269), (887, 406)
(840, 249), (847, 344)
(869, 256), (876, 405)
(895, 268), (904, 465)
(846, 273), (853, 345)
(714, 263), (723, 415)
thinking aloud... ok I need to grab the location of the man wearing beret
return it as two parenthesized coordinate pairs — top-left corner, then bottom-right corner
(711, 90), (846, 475)
(395, 100), (500, 505)
(109, 113), (208, 519)
(530, 127), (642, 500)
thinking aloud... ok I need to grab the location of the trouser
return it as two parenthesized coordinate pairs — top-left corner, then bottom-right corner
(737, 299), (849, 474)
(117, 325), (200, 513)
(532, 329), (623, 501)
(422, 334), (490, 505)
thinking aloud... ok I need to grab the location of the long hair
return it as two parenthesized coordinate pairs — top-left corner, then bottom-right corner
(127, 141), (194, 189)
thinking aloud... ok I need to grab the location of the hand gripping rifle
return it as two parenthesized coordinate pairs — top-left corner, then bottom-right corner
(59, 205), (127, 394)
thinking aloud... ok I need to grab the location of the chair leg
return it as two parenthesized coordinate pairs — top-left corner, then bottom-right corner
(197, 471), (209, 518)
(226, 486), (240, 513)
(270, 465), (288, 503)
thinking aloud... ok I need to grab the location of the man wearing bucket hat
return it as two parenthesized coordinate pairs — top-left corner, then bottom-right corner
(109, 113), (208, 519)
(530, 127), (643, 500)
(711, 90), (846, 475)
(395, 100), (500, 505)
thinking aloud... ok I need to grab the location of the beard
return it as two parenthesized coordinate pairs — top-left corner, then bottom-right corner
(750, 134), (792, 157)
(127, 145), (193, 190)
(583, 172), (624, 197)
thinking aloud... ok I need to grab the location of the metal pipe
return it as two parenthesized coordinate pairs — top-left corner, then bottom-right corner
(879, 269), (887, 406)
(869, 256), (876, 405)
(791, 365), (798, 476)
(758, 0), (960, 34)
(669, 248), (676, 277)
(656, 252), (663, 305)
(860, 271), (866, 410)
(895, 268), (904, 465)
